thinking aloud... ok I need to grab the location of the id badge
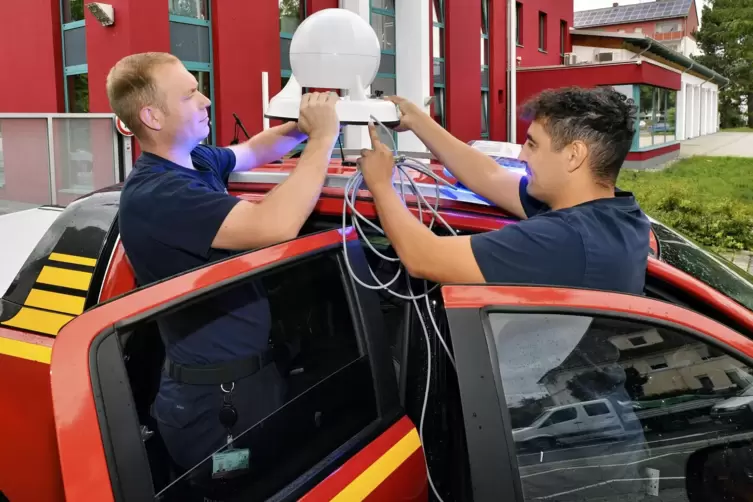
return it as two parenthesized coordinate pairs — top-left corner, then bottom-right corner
(212, 447), (250, 479)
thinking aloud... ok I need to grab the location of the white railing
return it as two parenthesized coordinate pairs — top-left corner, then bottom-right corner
(0, 113), (122, 213)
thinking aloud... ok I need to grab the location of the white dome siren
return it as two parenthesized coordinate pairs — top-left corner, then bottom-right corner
(265, 8), (400, 127)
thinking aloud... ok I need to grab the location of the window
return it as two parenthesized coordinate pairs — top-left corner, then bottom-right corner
(121, 248), (385, 499)
(560, 20), (567, 63)
(169, 0), (208, 19)
(656, 21), (682, 34)
(170, 0), (215, 144)
(650, 221), (753, 312)
(66, 74), (89, 113)
(628, 335), (647, 346)
(433, 0), (446, 127)
(487, 311), (753, 501)
(481, 0), (489, 138)
(638, 85), (677, 148)
(372, 1), (397, 143)
(516, 2), (522, 46)
(279, 0), (303, 34)
(583, 402), (610, 416)
(538, 12), (547, 52)
(62, 0), (84, 23)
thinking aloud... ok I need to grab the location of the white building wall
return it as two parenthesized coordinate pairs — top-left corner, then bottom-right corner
(339, 0), (372, 151)
(394, 0), (430, 153)
(679, 72), (719, 140)
(571, 46), (636, 64)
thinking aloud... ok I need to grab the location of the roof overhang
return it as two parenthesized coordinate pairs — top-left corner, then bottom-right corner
(571, 29), (730, 87)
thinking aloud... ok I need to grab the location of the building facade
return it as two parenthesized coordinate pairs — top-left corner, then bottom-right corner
(0, 0), (572, 151)
(574, 0), (701, 57)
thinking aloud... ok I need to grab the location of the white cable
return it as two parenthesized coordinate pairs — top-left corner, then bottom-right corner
(340, 115), (460, 501)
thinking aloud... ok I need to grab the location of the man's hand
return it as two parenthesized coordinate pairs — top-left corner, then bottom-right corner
(358, 123), (396, 190)
(384, 96), (426, 132)
(298, 92), (340, 142)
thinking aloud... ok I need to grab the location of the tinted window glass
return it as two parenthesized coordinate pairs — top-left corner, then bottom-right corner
(487, 312), (753, 502)
(122, 250), (379, 500)
(652, 221), (753, 311)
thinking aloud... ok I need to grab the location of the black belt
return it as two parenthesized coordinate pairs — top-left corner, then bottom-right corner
(164, 350), (274, 386)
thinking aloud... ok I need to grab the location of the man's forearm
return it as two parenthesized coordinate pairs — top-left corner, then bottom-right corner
(240, 121), (307, 168)
(255, 135), (335, 239)
(409, 114), (524, 214)
(369, 182), (439, 277)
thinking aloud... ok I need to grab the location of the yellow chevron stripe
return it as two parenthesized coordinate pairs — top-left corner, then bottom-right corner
(1, 307), (74, 336)
(0, 336), (52, 364)
(49, 252), (97, 267)
(25, 288), (86, 315)
(331, 428), (421, 502)
(37, 266), (92, 291)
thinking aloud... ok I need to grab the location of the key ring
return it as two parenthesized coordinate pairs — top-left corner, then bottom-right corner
(221, 382), (235, 394)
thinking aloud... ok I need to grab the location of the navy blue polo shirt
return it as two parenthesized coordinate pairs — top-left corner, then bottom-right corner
(119, 145), (272, 433)
(470, 177), (650, 294)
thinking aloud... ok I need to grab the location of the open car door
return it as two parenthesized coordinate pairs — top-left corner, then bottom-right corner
(50, 228), (427, 502)
(443, 285), (753, 502)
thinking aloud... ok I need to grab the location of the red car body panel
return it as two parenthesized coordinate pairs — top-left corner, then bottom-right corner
(99, 241), (137, 303)
(0, 328), (63, 502)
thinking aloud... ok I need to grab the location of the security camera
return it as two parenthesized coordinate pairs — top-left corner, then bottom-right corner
(87, 2), (115, 26)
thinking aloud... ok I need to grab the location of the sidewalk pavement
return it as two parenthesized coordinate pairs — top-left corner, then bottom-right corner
(718, 250), (753, 275)
(681, 132), (753, 158)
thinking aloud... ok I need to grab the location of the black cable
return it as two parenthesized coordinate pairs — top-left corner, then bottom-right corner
(339, 134), (356, 166)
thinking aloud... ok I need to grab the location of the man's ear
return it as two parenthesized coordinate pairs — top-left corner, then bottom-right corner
(139, 106), (163, 132)
(565, 140), (588, 173)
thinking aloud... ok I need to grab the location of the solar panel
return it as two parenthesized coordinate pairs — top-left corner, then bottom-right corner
(574, 0), (692, 28)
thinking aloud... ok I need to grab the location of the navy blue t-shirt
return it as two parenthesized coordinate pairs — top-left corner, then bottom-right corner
(470, 177), (650, 294)
(119, 145), (273, 430)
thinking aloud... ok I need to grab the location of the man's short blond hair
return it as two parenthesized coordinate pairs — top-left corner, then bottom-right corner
(106, 52), (180, 138)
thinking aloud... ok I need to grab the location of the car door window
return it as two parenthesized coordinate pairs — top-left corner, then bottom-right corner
(88, 238), (400, 502)
(487, 312), (753, 502)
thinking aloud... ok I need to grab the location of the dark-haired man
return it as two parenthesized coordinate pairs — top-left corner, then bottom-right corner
(357, 86), (649, 293)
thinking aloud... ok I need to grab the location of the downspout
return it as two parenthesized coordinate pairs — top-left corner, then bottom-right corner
(631, 37), (654, 59)
(508, 0), (517, 143)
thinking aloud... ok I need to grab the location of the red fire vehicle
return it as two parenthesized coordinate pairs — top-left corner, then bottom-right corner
(1, 159), (753, 502)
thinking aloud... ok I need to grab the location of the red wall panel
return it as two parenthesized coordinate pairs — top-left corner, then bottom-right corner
(445, 0), (482, 142)
(515, 62), (680, 143)
(85, 0), (171, 114)
(516, 0), (574, 67)
(686, 0), (700, 36)
(307, 0), (339, 14)
(489, 0), (508, 141)
(211, 0), (281, 146)
(0, 0), (64, 112)
(626, 142), (680, 161)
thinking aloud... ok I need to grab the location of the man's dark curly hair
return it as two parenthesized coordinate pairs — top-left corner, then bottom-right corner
(521, 86), (638, 185)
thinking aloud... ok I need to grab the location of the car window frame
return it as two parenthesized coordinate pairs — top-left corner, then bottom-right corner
(442, 284), (753, 502)
(53, 228), (402, 502)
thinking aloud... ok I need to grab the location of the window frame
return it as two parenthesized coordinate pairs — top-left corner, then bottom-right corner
(51, 229), (402, 501)
(538, 11), (547, 52)
(442, 284), (753, 501)
(433, 0), (446, 127)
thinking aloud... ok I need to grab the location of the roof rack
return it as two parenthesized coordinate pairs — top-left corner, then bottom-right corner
(229, 170), (492, 207)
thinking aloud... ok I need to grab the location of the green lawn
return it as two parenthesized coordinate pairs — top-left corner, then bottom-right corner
(618, 156), (753, 251)
(721, 127), (753, 133)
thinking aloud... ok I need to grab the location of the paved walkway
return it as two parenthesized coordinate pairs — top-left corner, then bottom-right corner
(718, 250), (753, 274)
(680, 132), (753, 158)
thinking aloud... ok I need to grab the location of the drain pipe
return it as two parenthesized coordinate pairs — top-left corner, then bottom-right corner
(631, 37), (654, 59)
(508, 0), (517, 143)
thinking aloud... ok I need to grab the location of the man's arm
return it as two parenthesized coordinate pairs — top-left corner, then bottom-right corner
(228, 121), (307, 172)
(410, 113), (526, 218)
(387, 97), (526, 219)
(211, 92), (340, 250)
(369, 183), (486, 283)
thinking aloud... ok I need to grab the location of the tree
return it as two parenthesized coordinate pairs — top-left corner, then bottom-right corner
(693, 0), (753, 128)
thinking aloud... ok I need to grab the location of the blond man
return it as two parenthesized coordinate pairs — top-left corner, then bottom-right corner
(108, 52), (339, 477)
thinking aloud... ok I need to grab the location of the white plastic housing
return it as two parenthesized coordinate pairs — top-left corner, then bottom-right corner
(290, 8), (380, 90)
